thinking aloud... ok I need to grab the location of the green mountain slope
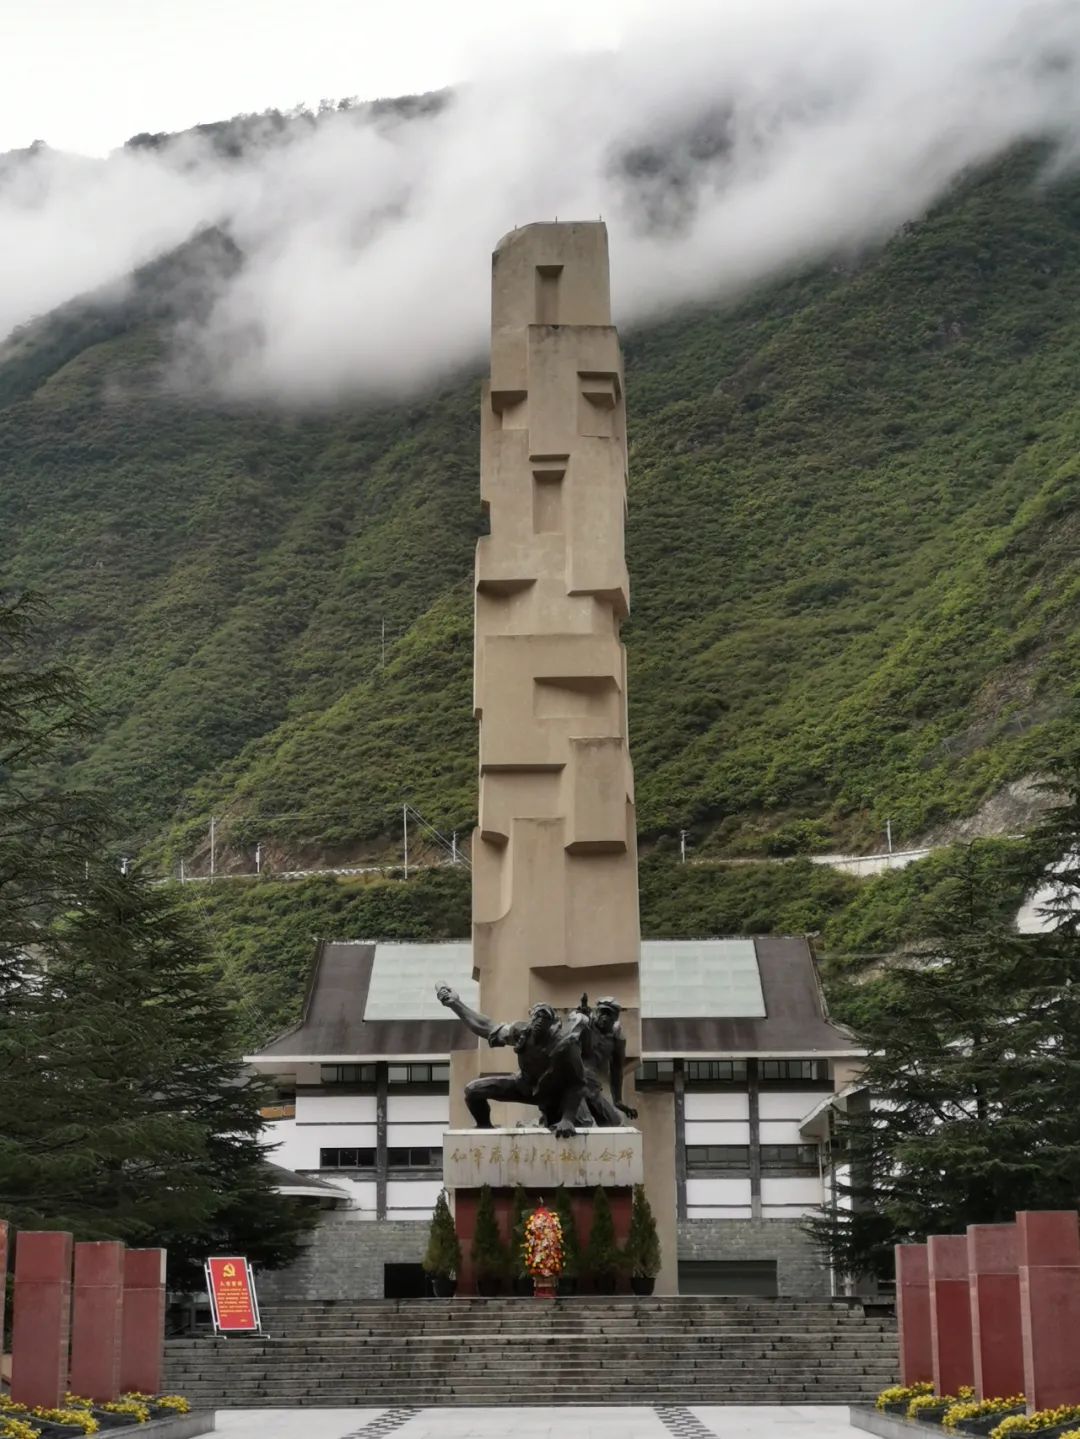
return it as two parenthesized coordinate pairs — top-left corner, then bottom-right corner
(2, 148), (1079, 869)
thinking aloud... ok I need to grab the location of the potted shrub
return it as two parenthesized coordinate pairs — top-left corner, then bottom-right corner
(584, 1187), (620, 1294)
(471, 1183), (509, 1296)
(990, 1411), (1080, 1439)
(911, 1392), (970, 1426)
(943, 1396), (1026, 1436)
(554, 1186), (580, 1296)
(422, 1190), (461, 1297)
(509, 1184), (534, 1295)
(623, 1184), (661, 1295)
(878, 1383), (935, 1416)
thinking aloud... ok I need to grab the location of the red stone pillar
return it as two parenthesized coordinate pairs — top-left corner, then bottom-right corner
(0, 1221), (8, 1338)
(895, 1243), (934, 1386)
(10, 1230), (73, 1408)
(967, 1223), (1024, 1400)
(928, 1234), (974, 1395)
(120, 1249), (167, 1396)
(1017, 1209), (1080, 1410)
(69, 1241), (125, 1402)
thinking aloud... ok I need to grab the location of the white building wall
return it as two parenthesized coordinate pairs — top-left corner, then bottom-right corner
(296, 1092), (377, 1124)
(685, 1121), (751, 1144)
(761, 1176), (823, 1219)
(684, 1093), (750, 1121)
(758, 1092), (816, 1121)
(686, 1177), (753, 1219)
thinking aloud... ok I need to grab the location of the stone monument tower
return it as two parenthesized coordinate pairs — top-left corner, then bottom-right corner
(471, 220), (640, 1034)
(446, 222), (676, 1293)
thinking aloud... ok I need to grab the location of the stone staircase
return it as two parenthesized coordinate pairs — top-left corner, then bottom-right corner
(164, 1297), (898, 1407)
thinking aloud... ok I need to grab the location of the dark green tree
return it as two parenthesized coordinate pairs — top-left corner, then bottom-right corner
(509, 1183), (531, 1281)
(0, 594), (312, 1288)
(584, 1187), (621, 1285)
(624, 1184), (661, 1278)
(553, 1186), (580, 1280)
(470, 1184), (508, 1288)
(0, 594), (103, 999)
(422, 1190), (461, 1279)
(806, 837), (1080, 1279)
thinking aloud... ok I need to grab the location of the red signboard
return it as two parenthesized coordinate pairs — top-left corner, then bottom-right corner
(205, 1256), (260, 1333)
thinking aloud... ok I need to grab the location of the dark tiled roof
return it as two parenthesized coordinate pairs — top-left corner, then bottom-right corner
(642, 936), (858, 1055)
(249, 936), (858, 1061)
(253, 941), (475, 1058)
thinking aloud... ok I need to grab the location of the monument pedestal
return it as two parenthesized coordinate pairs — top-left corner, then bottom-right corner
(444, 1127), (643, 1296)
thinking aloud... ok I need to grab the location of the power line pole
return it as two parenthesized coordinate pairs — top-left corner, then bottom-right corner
(680, 829), (689, 864)
(210, 815), (216, 882)
(255, 842), (263, 876)
(403, 803), (409, 879)
(885, 818), (894, 856)
(451, 830), (458, 864)
(381, 619), (386, 667)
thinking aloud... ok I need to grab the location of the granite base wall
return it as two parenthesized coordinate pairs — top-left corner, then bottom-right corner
(255, 1219), (427, 1302)
(256, 1213), (829, 1301)
(677, 1218), (831, 1296)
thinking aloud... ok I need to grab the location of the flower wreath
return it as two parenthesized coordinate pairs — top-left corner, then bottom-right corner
(523, 1205), (564, 1278)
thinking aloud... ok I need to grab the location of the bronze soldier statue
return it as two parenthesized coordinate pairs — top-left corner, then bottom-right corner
(436, 985), (636, 1136)
(576, 996), (638, 1126)
(435, 985), (585, 1137)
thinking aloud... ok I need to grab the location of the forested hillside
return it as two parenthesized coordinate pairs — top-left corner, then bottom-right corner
(2, 146), (1079, 880)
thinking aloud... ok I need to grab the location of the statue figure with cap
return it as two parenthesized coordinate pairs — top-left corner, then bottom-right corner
(435, 984), (635, 1137)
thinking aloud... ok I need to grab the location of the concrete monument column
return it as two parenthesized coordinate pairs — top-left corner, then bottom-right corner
(69, 1240), (125, 1402)
(928, 1234), (975, 1395)
(120, 1249), (167, 1396)
(10, 1230), (73, 1408)
(895, 1243), (934, 1386)
(1016, 1209), (1080, 1410)
(967, 1223), (1023, 1400)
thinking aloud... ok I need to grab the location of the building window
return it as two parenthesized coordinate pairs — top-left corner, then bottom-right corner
(387, 1147), (438, 1168)
(684, 1060), (748, 1085)
(760, 1144), (819, 1171)
(759, 1059), (829, 1083)
(386, 1063), (451, 1086)
(320, 1064), (378, 1085)
(319, 1148), (376, 1169)
(686, 1144), (751, 1172)
(636, 1060), (675, 1085)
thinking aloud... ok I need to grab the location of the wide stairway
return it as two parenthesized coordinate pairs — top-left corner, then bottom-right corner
(164, 1297), (898, 1407)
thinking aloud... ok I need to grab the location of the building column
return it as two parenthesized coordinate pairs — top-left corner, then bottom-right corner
(69, 1241), (125, 1403)
(1016, 1209), (1080, 1410)
(10, 1230), (73, 1409)
(747, 1060), (762, 1221)
(376, 1062), (388, 1220)
(120, 1249), (167, 1397)
(673, 1062), (687, 1222)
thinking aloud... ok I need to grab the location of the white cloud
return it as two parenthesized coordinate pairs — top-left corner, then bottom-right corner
(2, 0), (1079, 401)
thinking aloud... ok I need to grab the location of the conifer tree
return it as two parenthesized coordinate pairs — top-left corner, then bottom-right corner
(553, 1185), (580, 1279)
(470, 1183), (508, 1287)
(509, 1183), (530, 1280)
(422, 1190), (461, 1278)
(624, 1184), (661, 1278)
(0, 594), (313, 1288)
(807, 834), (1080, 1279)
(584, 1186), (620, 1283)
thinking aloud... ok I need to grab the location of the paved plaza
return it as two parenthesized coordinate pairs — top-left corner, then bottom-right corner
(215, 1405), (859, 1439)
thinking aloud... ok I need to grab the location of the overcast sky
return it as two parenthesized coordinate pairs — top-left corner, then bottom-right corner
(2, 0), (1078, 402)
(0, 0), (687, 155)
